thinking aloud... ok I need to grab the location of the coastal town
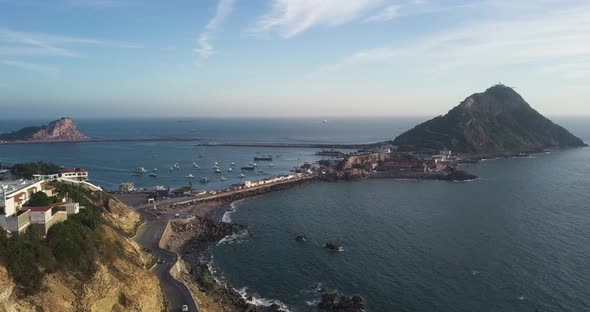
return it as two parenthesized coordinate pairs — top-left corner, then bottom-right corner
(0, 145), (473, 236)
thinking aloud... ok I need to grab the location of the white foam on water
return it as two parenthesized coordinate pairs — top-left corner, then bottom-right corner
(216, 228), (249, 245)
(235, 286), (291, 311)
(222, 199), (245, 223)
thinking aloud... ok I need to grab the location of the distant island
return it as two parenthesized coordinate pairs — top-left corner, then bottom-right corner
(390, 84), (587, 156)
(0, 117), (88, 143)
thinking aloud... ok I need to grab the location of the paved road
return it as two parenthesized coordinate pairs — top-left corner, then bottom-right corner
(135, 212), (199, 312)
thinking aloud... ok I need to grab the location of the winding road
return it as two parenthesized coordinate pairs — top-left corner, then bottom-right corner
(134, 212), (199, 312)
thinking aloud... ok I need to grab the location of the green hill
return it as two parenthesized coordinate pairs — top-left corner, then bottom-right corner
(392, 85), (586, 155)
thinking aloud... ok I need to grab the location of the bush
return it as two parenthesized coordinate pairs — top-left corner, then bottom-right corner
(26, 192), (51, 207)
(10, 162), (60, 179)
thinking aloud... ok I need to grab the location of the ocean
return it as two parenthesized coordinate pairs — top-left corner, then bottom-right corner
(0, 117), (418, 191)
(1, 117), (589, 311)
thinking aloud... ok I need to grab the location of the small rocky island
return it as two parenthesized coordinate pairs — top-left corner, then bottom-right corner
(0, 117), (88, 143)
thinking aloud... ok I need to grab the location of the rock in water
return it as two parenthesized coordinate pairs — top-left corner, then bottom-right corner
(392, 84), (586, 156)
(324, 242), (344, 252)
(318, 292), (365, 312)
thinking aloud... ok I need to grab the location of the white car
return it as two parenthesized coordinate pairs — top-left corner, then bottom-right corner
(181, 305), (189, 312)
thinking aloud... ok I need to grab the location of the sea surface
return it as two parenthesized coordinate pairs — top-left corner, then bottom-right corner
(0, 117), (417, 191)
(1, 117), (589, 311)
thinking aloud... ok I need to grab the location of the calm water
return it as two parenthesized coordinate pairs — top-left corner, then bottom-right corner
(0, 118), (416, 191)
(1, 117), (589, 311)
(210, 118), (590, 312)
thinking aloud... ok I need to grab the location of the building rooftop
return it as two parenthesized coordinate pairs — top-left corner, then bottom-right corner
(0, 180), (40, 197)
(59, 168), (88, 174)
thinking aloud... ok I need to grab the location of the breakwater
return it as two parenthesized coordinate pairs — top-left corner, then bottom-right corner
(160, 175), (319, 209)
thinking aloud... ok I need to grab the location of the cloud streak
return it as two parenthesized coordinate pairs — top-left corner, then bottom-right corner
(308, 3), (590, 80)
(0, 27), (140, 58)
(253, 0), (386, 38)
(1, 60), (59, 74)
(194, 0), (234, 64)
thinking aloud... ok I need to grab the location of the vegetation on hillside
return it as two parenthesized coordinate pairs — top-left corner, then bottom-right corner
(0, 126), (45, 141)
(0, 182), (127, 295)
(9, 162), (61, 179)
(25, 191), (62, 207)
(392, 85), (586, 155)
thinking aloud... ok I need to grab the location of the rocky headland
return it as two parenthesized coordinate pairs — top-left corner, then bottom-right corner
(0, 117), (88, 143)
(390, 84), (587, 156)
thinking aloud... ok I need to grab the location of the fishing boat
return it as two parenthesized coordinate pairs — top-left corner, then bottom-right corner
(153, 168), (158, 171)
(239, 173), (245, 178)
(186, 174), (195, 179)
(254, 156), (273, 161)
(169, 167), (174, 171)
(173, 163), (181, 170)
(241, 166), (255, 171)
(134, 167), (148, 174)
(228, 167), (233, 172)
(230, 162), (236, 166)
(214, 168), (221, 173)
(269, 163), (274, 167)
(200, 177), (209, 183)
(221, 176), (227, 181)
(192, 162), (200, 169)
(149, 172), (157, 177)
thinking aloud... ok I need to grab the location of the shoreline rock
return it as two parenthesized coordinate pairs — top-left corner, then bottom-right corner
(318, 291), (365, 312)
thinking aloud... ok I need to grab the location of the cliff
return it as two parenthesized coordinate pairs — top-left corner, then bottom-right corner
(392, 85), (587, 155)
(0, 183), (164, 312)
(0, 117), (88, 142)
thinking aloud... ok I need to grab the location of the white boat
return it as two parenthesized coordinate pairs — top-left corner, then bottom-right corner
(153, 168), (158, 171)
(230, 162), (236, 166)
(186, 174), (195, 179)
(134, 167), (148, 173)
(213, 164), (219, 169)
(173, 163), (181, 170)
(221, 176), (227, 181)
(269, 163), (274, 167)
(149, 172), (157, 177)
(214, 168), (221, 173)
(239, 173), (245, 178)
(228, 167), (233, 172)
(214, 161), (219, 166)
(253, 163), (258, 167)
(192, 162), (200, 169)
(170, 167), (174, 171)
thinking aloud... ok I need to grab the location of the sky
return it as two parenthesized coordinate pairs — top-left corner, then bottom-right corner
(0, 0), (589, 118)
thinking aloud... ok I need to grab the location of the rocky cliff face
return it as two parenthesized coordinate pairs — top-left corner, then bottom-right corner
(30, 117), (88, 141)
(0, 190), (164, 312)
(0, 117), (88, 142)
(393, 85), (587, 155)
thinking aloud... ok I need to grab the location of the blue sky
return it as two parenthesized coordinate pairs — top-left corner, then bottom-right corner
(1, 0), (589, 118)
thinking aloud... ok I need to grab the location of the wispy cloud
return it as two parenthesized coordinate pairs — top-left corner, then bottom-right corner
(1, 60), (59, 74)
(253, 0), (386, 38)
(0, 27), (140, 58)
(194, 0), (234, 64)
(308, 3), (590, 80)
(364, 4), (400, 23)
